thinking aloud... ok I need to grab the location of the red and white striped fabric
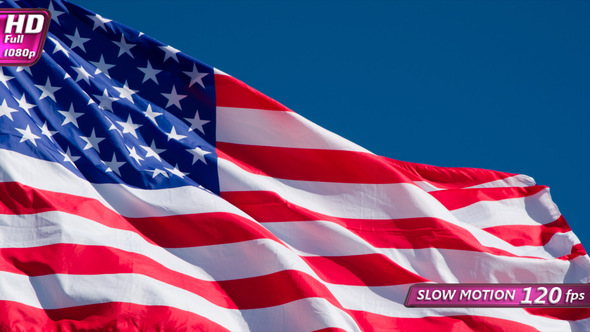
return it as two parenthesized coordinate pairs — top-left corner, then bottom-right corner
(211, 69), (590, 331)
(0, 1), (588, 330)
(1, 70), (589, 332)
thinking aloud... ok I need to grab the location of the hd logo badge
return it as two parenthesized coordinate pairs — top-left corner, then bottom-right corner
(0, 9), (50, 66)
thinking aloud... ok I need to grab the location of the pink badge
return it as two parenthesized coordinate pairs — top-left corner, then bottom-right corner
(0, 9), (50, 66)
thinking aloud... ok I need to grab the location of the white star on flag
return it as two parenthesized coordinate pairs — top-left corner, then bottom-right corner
(58, 104), (84, 127)
(165, 164), (187, 178)
(93, 89), (118, 112)
(126, 145), (144, 165)
(185, 111), (210, 134)
(162, 85), (187, 109)
(147, 168), (169, 178)
(16, 66), (32, 76)
(90, 55), (115, 77)
(143, 104), (162, 124)
(114, 81), (137, 103)
(60, 146), (80, 165)
(71, 65), (93, 83)
(104, 153), (125, 176)
(138, 60), (161, 84)
(39, 122), (57, 141)
(141, 141), (164, 161)
(186, 146), (211, 165)
(48, 36), (70, 57)
(0, 69), (14, 87)
(16, 125), (40, 146)
(88, 13), (112, 31)
(35, 78), (61, 102)
(166, 126), (186, 141)
(113, 35), (136, 58)
(16, 94), (36, 115)
(64, 28), (90, 53)
(183, 64), (208, 89)
(80, 129), (105, 152)
(47, 1), (65, 24)
(116, 115), (142, 138)
(0, 99), (20, 121)
(159, 45), (180, 62)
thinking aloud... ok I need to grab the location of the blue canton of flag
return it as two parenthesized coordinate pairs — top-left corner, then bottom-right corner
(0, 0), (219, 193)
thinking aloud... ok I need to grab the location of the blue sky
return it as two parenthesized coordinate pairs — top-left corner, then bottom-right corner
(77, 1), (590, 246)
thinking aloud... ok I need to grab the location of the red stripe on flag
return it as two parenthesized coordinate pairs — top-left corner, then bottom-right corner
(557, 243), (588, 261)
(218, 142), (529, 188)
(483, 216), (572, 247)
(217, 270), (344, 309)
(385, 158), (521, 190)
(215, 74), (291, 111)
(347, 310), (540, 332)
(127, 213), (276, 248)
(217, 142), (410, 184)
(429, 185), (547, 211)
(0, 301), (229, 331)
(525, 308), (590, 321)
(221, 190), (310, 222)
(302, 254), (427, 286)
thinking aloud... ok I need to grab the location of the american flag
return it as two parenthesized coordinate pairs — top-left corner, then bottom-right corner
(0, 0), (588, 330)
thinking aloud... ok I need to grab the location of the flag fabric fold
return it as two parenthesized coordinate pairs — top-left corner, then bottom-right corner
(0, 0), (588, 330)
